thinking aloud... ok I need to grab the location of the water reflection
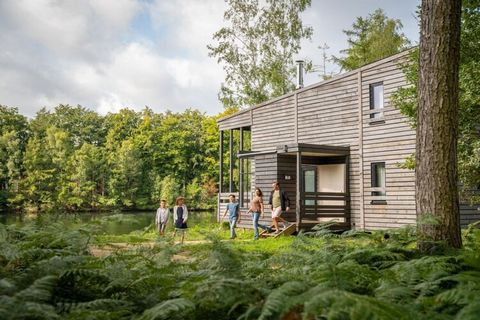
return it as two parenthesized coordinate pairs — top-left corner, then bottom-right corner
(0, 210), (217, 235)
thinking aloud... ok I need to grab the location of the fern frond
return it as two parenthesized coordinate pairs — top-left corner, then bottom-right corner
(16, 301), (60, 319)
(342, 248), (406, 268)
(258, 281), (306, 320)
(0, 278), (16, 295)
(71, 298), (130, 311)
(304, 221), (339, 239)
(0, 223), (7, 242)
(455, 301), (480, 320)
(14, 275), (58, 303)
(139, 298), (195, 320)
(237, 304), (261, 320)
(374, 282), (416, 303)
(303, 289), (414, 320)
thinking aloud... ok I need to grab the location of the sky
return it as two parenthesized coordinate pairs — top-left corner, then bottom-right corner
(0, 0), (420, 118)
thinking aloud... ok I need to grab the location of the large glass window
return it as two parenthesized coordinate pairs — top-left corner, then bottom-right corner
(369, 83), (384, 119)
(371, 162), (386, 199)
(240, 158), (252, 207)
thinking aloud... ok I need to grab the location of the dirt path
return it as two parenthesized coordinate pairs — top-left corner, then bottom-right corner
(89, 239), (250, 258)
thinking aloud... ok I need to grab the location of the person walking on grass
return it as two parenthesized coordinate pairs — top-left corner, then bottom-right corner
(268, 181), (290, 234)
(247, 188), (272, 240)
(173, 196), (188, 244)
(222, 194), (240, 239)
(155, 200), (170, 236)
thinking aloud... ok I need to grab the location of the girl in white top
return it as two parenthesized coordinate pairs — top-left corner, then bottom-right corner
(155, 200), (170, 235)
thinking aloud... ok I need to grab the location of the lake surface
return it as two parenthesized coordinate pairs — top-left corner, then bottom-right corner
(0, 210), (217, 235)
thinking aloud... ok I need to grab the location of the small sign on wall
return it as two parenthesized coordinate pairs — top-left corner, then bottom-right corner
(284, 175), (291, 180)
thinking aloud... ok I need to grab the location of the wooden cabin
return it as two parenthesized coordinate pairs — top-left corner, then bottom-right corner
(217, 49), (480, 231)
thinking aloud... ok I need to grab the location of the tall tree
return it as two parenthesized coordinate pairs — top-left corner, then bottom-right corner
(417, 0), (462, 249)
(392, 1), (480, 204)
(208, 0), (312, 108)
(0, 106), (29, 208)
(334, 9), (410, 71)
(1, 104), (222, 211)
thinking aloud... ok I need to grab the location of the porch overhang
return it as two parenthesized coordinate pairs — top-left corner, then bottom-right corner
(276, 143), (350, 156)
(237, 143), (350, 158)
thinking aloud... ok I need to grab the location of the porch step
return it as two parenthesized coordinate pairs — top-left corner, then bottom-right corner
(260, 223), (296, 238)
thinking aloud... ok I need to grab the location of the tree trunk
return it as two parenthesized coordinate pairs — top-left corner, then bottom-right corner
(417, 0), (462, 250)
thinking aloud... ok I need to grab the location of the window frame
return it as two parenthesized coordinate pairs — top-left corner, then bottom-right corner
(369, 82), (385, 123)
(370, 162), (387, 205)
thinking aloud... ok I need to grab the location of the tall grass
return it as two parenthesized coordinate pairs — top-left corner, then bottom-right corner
(1, 216), (479, 319)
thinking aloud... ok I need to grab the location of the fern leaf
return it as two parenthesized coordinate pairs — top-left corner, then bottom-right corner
(72, 298), (130, 311)
(14, 275), (58, 303)
(455, 301), (480, 320)
(258, 281), (306, 320)
(303, 289), (414, 320)
(139, 298), (195, 320)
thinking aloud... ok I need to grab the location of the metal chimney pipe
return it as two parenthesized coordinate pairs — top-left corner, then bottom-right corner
(295, 60), (304, 89)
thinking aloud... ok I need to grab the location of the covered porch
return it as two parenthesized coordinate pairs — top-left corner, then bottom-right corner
(276, 143), (351, 230)
(218, 139), (351, 231)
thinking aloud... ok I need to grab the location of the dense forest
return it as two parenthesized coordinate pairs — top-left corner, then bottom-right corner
(0, 105), (236, 212)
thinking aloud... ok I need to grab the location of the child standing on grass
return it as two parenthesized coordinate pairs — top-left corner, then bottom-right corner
(155, 200), (170, 236)
(222, 194), (240, 239)
(173, 196), (188, 244)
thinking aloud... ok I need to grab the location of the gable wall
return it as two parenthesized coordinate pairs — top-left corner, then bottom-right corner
(360, 56), (417, 229)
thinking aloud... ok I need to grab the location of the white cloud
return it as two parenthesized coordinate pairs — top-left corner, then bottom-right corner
(0, 0), (226, 116)
(0, 0), (419, 117)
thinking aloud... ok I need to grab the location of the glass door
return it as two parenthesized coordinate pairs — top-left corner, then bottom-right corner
(303, 166), (317, 206)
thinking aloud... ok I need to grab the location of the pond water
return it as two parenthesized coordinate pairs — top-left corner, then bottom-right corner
(0, 210), (217, 235)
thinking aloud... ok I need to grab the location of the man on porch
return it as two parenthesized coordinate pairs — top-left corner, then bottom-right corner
(268, 181), (291, 233)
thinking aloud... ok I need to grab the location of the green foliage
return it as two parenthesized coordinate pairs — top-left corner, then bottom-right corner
(157, 175), (180, 207)
(333, 9), (411, 71)
(140, 298), (195, 320)
(208, 0), (313, 108)
(0, 105), (220, 211)
(391, 1), (480, 203)
(1, 217), (480, 319)
(0, 106), (29, 209)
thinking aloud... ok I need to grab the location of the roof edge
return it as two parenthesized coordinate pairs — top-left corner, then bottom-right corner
(217, 47), (416, 124)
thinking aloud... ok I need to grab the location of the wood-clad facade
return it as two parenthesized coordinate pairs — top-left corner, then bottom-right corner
(217, 50), (480, 230)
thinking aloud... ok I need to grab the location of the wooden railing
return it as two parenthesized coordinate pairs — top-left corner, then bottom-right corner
(218, 191), (350, 228)
(302, 192), (350, 223)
